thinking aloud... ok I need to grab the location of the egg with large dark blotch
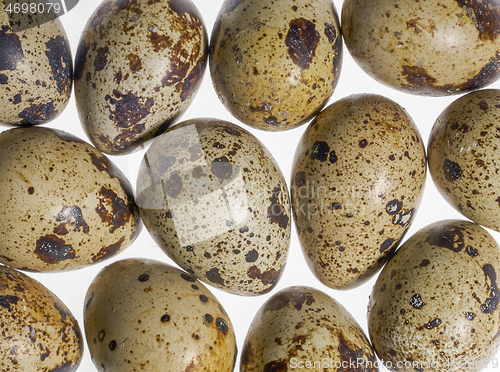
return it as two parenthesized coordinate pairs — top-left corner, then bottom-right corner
(84, 258), (237, 372)
(291, 94), (426, 289)
(74, 0), (207, 155)
(210, 0), (342, 131)
(0, 127), (141, 272)
(0, 10), (72, 126)
(0, 265), (83, 371)
(428, 89), (500, 232)
(342, 0), (500, 96)
(136, 118), (291, 296)
(368, 220), (500, 372)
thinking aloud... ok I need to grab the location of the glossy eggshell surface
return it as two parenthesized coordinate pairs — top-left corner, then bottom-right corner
(342, 0), (500, 96)
(210, 0), (342, 131)
(0, 10), (72, 125)
(74, 0), (207, 155)
(368, 220), (500, 372)
(0, 127), (141, 272)
(291, 94), (426, 289)
(83, 258), (236, 372)
(136, 118), (291, 295)
(0, 265), (83, 371)
(241, 286), (378, 371)
(428, 89), (500, 232)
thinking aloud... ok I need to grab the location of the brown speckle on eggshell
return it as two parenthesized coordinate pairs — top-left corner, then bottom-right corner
(136, 118), (291, 296)
(291, 94), (426, 289)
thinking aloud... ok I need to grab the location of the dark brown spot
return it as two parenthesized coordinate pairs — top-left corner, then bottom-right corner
(109, 340), (116, 350)
(444, 159), (461, 182)
(310, 141), (330, 162)
(285, 18), (320, 69)
(359, 139), (368, 148)
(149, 31), (172, 52)
(206, 268), (225, 286)
(461, 51), (500, 91)
(247, 266), (280, 287)
(95, 186), (132, 233)
(324, 23), (338, 43)
(426, 223), (464, 252)
(386, 199), (403, 215)
(223, 126), (242, 137)
(380, 238), (395, 253)
(420, 259), (430, 267)
(204, 314), (213, 323)
(466, 245), (479, 257)
(180, 56), (206, 102)
(28, 187), (34, 194)
(18, 101), (57, 125)
(338, 332), (376, 372)
(423, 318), (442, 329)
(12, 93), (21, 104)
(329, 150), (338, 163)
(104, 90), (153, 129)
(126, 53), (142, 72)
(455, 0), (500, 41)
(199, 294), (208, 302)
(181, 273), (196, 282)
(479, 100), (490, 111)
(465, 312), (476, 321)
(410, 294), (425, 309)
(294, 171), (306, 187)
(0, 25), (24, 71)
(94, 46), (109, 72)
(53, 206), (90, 235)
(216, 317), (229, 335)
(245, 250), (259, 262)
(0, 295), (18, 310)
(481, 264), (499, 314)
(92, 237), (124, 263)
(401, 65), (439, 93)
(161, 314), (170, 322)
(211, 157), (232, 180)
(268, 185), (289, 229)
(44, 36), (72, 95)
(34, 235), (75, 264)
(263, 360), (288, 372)
(264, 115), (280, 126)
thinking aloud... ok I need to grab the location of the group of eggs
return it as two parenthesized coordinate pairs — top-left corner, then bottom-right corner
(1, 0), (500, 371)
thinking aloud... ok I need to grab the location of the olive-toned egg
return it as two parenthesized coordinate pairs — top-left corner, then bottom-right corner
(291, 94), (426, 289)
(210, 0), (342, 131)
(0, 7), (72, 125)
(241, 286), (378, 371)
(0, 265), (83, 371)
(342, 0), (500, 96)
(368, 220), (500, 372)
(0, 127), (141, 272)
(74, 0), (207, 155)
(136, 118), (291, 296)
(84, 258), (236, 372)
(428, 89), (500, 232)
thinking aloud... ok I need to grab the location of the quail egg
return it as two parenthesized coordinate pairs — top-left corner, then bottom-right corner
(210, 0), (342, 131)
(0, 127), (141, 272)
(84, 258), (237, 372)
(136, 118), (291, 295)
(74, 0), (208, 155)
(291, 94), (426, 289)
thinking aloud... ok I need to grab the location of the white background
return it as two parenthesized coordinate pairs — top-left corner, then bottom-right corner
(3, 0), (500, 371)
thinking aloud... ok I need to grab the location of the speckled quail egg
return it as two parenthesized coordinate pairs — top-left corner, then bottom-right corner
(84, 258), (237, 372)
(0, 264), (83, 371)
(74, 0), (207, 155)
(241, 286), (378, 371)
(428, 89), (500, 232)
(342, 0), (500, 96)
(291, 94), (426, 290)
(136, 118), (291, 296)
(210, 0), (342, 131)
(368, 220), (500, 372)
(0, 7), (72, 125)
(0, 127), (141, 272)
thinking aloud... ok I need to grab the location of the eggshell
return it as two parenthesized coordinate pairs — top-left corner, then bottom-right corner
(0, 8), (72, 125)
(0, 127), (141, 272)
(291, 94), (426, 289)
(342, 0), (500, 96)
(0, 265), (83, 371)
(84, 258), (236, 372)
(368, 220), (500, 372)
(74, 0), (208, 155)
(241, 286), (378, 371)
(210, 0), (342, 131)
(428, 89), (500, 232)
(136, 118), (291, 295)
